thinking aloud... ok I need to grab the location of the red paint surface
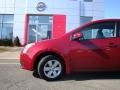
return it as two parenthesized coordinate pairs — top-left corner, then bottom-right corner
(24, 14), (29, 46)
(53, 15), (66, 39)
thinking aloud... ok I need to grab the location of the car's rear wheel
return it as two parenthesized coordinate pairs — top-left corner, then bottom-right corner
(37, 55), (65, 81)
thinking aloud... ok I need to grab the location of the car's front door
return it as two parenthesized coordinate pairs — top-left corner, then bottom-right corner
(70, 21), (120, 72)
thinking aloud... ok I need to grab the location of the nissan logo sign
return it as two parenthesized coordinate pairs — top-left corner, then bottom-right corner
(36, 2), (46, 12)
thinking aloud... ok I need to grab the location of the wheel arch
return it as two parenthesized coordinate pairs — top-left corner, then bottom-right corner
(33, 51), (71, 74)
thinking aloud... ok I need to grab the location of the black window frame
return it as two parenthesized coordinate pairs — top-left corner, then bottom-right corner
(117, 21), (120, 37)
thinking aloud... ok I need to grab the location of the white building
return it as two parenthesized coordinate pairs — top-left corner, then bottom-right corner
(0, 0), (104, 45)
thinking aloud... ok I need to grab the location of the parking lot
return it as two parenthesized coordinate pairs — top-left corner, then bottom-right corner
(0, 62), (120, 90)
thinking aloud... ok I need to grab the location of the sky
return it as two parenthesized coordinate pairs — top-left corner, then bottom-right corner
(105, 0), (120, 18)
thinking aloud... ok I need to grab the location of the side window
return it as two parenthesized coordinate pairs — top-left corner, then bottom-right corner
(80, 22), (116, 40)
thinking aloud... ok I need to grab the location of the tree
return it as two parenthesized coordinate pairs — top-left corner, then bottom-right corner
(13, 36), (21, 46)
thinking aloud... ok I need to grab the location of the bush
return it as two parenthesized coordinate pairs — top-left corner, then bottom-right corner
(13, 36), (21, 46)
(0, 39), (13, 46)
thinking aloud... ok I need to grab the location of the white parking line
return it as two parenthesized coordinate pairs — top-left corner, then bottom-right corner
(0, 63), (20, 65)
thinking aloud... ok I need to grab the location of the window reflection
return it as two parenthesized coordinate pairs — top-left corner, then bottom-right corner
(2, 24), (13, 39)
(0, 15), (13, 40)
(28, 25), (36, 43)
(80, 22), (116, 40)
(0, 24), (2, 39)
(0, 15), (2, 23)
(28, 15), (53, 43)
(3, 15), (14, 23)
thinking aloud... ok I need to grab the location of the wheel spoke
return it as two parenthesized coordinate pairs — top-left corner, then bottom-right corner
(44, 67), (50, 71)
(53, 61), (59, 67)
(47, 61), (53, 67)
(47, 71), (53, 77)
(53, 70), (57, 76)
(54, 67), (61, 71)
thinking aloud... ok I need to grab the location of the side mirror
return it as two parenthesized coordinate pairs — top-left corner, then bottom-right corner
(72, 32), (83, 40)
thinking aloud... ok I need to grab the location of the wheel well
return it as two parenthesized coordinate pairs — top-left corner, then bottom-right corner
(33, 52), (66, 71)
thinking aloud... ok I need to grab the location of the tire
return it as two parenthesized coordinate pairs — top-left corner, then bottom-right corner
(37, 55), (65, 81)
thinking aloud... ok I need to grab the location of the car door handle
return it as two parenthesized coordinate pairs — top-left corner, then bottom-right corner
(108, 43), (118, 48)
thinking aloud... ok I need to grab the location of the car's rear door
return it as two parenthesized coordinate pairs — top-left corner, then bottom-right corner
(70, 21), (120, 72)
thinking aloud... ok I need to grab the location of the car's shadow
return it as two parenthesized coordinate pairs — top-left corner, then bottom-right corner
(33, 71), (120, 81)
(62, 72), (120, 81)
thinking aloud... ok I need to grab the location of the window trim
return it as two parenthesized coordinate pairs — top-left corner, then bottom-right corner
(114, 22), (117, 37)
(116, 21), (120, 37)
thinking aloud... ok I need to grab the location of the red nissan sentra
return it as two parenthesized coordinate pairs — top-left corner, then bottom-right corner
(20, 19), (120, 81)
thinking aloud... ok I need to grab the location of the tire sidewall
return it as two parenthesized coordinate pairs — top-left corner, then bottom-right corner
(37, 55), (65, 81)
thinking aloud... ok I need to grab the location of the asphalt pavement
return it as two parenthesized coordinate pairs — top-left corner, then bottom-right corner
(0, 64), (120, 90)
(0, 47), (120, 90)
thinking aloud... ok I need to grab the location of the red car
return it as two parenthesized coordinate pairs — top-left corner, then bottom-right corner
(20, 19), (120, 81)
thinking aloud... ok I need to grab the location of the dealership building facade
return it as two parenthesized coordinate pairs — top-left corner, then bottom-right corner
(0, 0), (104, 45)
